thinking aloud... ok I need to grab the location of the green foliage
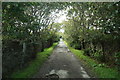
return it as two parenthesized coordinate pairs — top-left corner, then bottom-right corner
(83, 48), (91, 56)
(2, 2), (120, 78)
(66, 42), (119, 78)
(97, 63), (105, 67)
(11, 43), (58, 78)
(2, 2), (65, 77)
(63, 2), (120, 67)
(93, 52), (104, 62)
(114, 52), (120, 72)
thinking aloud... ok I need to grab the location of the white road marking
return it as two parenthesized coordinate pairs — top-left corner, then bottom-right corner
(63, 65), (67, 67)
(49, 70), (56, 74)
(68, 49), (70, 52)
(49, 69), (68, 78)
(80, 67), (90, 78)
(57, 70), (68, 78)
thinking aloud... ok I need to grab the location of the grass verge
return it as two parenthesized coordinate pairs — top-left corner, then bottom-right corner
(65, 41), (119, 79)
(11, 43), (58, 78)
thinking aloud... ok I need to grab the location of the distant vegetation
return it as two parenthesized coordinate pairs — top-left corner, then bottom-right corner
(63, 2), (120, 76)
(2, 2), (64, 77)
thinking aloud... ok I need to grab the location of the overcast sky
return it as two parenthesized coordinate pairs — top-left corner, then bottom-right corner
(52, 9), (68, 23)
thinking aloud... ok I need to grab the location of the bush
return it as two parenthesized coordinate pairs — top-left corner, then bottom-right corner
(2, 40), (23, 77)
(83, 48), (91, 56)
(92, 50), (105, 62)
(114, 52), (120, 72)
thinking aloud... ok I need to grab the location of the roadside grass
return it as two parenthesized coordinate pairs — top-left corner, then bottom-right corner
(11, 43), (58, 78)
(65, 41), (119, 79)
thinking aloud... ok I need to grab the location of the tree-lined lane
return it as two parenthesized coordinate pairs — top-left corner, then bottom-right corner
(33, 40), (90, 78)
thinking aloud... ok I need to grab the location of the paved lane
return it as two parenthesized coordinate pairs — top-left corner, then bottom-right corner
(33, 40), (90, 78)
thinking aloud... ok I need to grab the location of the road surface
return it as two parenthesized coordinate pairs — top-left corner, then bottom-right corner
(33, 40), (90, 78)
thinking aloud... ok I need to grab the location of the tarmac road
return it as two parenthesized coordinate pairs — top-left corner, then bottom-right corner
(33, 40), (90, 78)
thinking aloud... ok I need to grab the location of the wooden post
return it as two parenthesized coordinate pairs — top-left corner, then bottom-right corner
(21, 42), (26, 68)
